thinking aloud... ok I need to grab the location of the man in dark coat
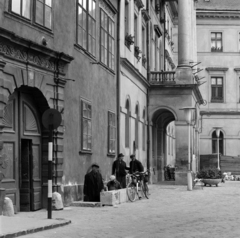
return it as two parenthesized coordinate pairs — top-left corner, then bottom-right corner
(129, 154), (144, 174)
(83, 163), (104, 202)
(112, 153), (129, 188)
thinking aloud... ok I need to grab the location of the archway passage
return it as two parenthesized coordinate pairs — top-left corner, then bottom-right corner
(2, 86), (49, 212)
(151, 108), (176, 183)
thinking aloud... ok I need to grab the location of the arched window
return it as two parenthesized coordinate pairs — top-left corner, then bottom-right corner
(212, 131), (224, 155)
(125, 99), (130, 147)
(135, 104), (139, 149)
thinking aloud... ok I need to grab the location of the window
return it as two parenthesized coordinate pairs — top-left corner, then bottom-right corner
(108, 112), (116, 154)
(125, 1), (129, 36)
(142, 109), (145, 151)
(125, 100), (130, 147)
(100, 9), (115, 71)
(211, 32), (222, 52)
(135, 105), (139, 149)
(77, 0), (96, 56)
(134, 14), (138, 46)
(81, 101), (92, 151)
(212, 131), (223, 155)
(211, 77), (223, 102)
(11, 0), (31, 19)
(142, 26), (146, 67)
(35, 0), (52, 29)
(155, 36), (159, 71)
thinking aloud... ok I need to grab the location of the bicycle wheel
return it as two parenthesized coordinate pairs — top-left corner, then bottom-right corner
(142, 182), (149, 199)
(127, 182), (137, 202)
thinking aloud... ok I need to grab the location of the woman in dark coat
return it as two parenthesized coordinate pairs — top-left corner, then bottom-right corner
(83, 163), (104, 202)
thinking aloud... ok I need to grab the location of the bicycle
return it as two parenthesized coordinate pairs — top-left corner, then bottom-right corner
(126, 170), (150, 202)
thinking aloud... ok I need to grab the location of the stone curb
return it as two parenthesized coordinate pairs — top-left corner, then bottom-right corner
(0, 219), (71, 238)
(71, 201), (102, 207)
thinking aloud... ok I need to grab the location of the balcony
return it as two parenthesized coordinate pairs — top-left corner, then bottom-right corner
(150, 71), (176, 84)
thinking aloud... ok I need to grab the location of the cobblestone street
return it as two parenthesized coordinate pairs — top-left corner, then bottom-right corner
(17, 181), (240, 238)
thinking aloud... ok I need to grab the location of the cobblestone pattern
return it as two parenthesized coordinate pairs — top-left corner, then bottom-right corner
(16, 182), (240, 238)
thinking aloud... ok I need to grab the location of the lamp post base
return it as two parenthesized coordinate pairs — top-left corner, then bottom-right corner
(187, 171), (192, 191)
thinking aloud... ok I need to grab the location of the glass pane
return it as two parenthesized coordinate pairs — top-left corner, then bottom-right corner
(88, 36), (92, 54)
(211, 78), (216, 85)
(109, 20), (112, 36)
(92, 38), (96, 56)
(78, 26), (82, 45)
(105, 49), (107, 64)
(217, 33), (222, 39)
(109, 37), (112, 53)
(12, 0), (21, 14)
(83, 29), (87, 49)
(211, 33), (215, 39)
(88, 105), (91, 118)
(78, 0), (82, 5)
(92, 0), (96, 19)
(83, 102), (88, 117)
(92, 20), (96, 38)
(83, 119), (88, 134)
(105, 32), (107, 46)
(112, 39), (114, 54)
(22, 0), (30, 19)
(101, 10), (104, 25)
(217, 41), (222, 48)
(83, 135), (88, 149)
(217, 78), (222, 85)
(105, 14), (108, 29)
(101, 46), (104, 62)
(112, 21), (115, 37)
(89, 0), (92, 16)
(218, 87), (223, 97)
(45, 0), (52, 7)
(88, 18), (92, 36)
(82, 0), (87, 9)
(45, 6), (52, 28)
(36, 1), (44, 25)
(88, 136), (92, 149)
(82, 11), (87, 30)
(78, 6), (83, 26)
(88, 121), (91, 135)
(111, 55), (115, 70)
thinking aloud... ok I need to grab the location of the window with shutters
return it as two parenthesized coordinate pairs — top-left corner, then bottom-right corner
(212, 131), (224, 155)
(211, 77), (223, 102)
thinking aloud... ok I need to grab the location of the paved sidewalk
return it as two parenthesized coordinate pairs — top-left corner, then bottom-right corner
(1, 181), (240, 238)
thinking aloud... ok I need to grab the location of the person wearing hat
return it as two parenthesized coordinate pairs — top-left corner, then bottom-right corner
(129, 154), (144, 174)
(83, 163), (104, 202)
(112, 153), (129, 188)
(106, 175), (121, 191)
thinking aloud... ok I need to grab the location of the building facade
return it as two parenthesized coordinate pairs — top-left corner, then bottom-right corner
(196, 0), (240, 157)
(0, 0), (118, 211)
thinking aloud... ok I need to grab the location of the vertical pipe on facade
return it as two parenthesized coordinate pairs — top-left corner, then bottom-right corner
(163, 3), (166, 71)
(146, 0), (150, 171)
(116, 0), (120, 155)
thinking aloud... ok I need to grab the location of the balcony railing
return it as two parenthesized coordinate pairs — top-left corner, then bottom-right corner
(150, 71), (176, 84)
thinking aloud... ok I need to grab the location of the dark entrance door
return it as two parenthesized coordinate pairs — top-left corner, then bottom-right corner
(2, 90), (42, 212)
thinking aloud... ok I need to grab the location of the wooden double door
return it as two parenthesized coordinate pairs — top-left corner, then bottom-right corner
(2, 90), (42, 212)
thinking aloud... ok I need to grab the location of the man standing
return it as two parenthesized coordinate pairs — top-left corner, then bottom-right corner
(83, 163), (104, 202)
(112, 153), (129, 188)
(129, 154), (144, 174)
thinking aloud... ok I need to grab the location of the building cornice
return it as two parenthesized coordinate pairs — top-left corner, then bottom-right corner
(197, 11), (240, 19)
(120, 57), (150, 87)
(206, 67), (228, 72)
(234, 68), (240, 72)
(200, 111), (240, 116)
(0, 27), (74, 75)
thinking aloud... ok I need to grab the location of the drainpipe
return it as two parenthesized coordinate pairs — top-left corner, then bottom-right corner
(146, 0), (150, 171)
(163, 4), (166, 71)
(117, 0), (121, 155)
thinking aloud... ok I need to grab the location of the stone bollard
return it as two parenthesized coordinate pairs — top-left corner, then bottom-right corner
(0, 188), (6, 215)
(52, 192), (64, 210)
(3, 197), (14, 216)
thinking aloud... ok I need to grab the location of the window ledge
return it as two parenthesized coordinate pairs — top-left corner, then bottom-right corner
(79, 150), (93, 155)
(107, 153), (116, 158)
(210, 101), (224, 103)
(74, 44), (97, 62)
(4, 11), (53, 36)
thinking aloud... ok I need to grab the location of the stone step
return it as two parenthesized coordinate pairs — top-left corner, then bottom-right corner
(70, 201), (102, 207)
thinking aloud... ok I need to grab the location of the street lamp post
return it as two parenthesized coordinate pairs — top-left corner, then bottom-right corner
(180, 107), (196, 191)
(213, 127), (222, 170)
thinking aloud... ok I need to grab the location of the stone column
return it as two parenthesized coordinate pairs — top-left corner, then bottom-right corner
(175, 121), (189, 185)
(176, 0), (194, 84)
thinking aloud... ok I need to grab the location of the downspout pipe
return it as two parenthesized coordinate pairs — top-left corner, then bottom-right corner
(117, 0), (120, 155)
(146, 0), (150, 171)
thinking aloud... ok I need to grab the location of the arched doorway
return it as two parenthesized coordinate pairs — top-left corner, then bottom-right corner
(2, 86), (49, 212)
(151, 108), (177, 183)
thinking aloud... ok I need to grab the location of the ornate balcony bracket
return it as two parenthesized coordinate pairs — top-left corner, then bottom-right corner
(134, 0), (144, 11)
(142, 10), (151, 22)
(154, 25), (162, 38)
